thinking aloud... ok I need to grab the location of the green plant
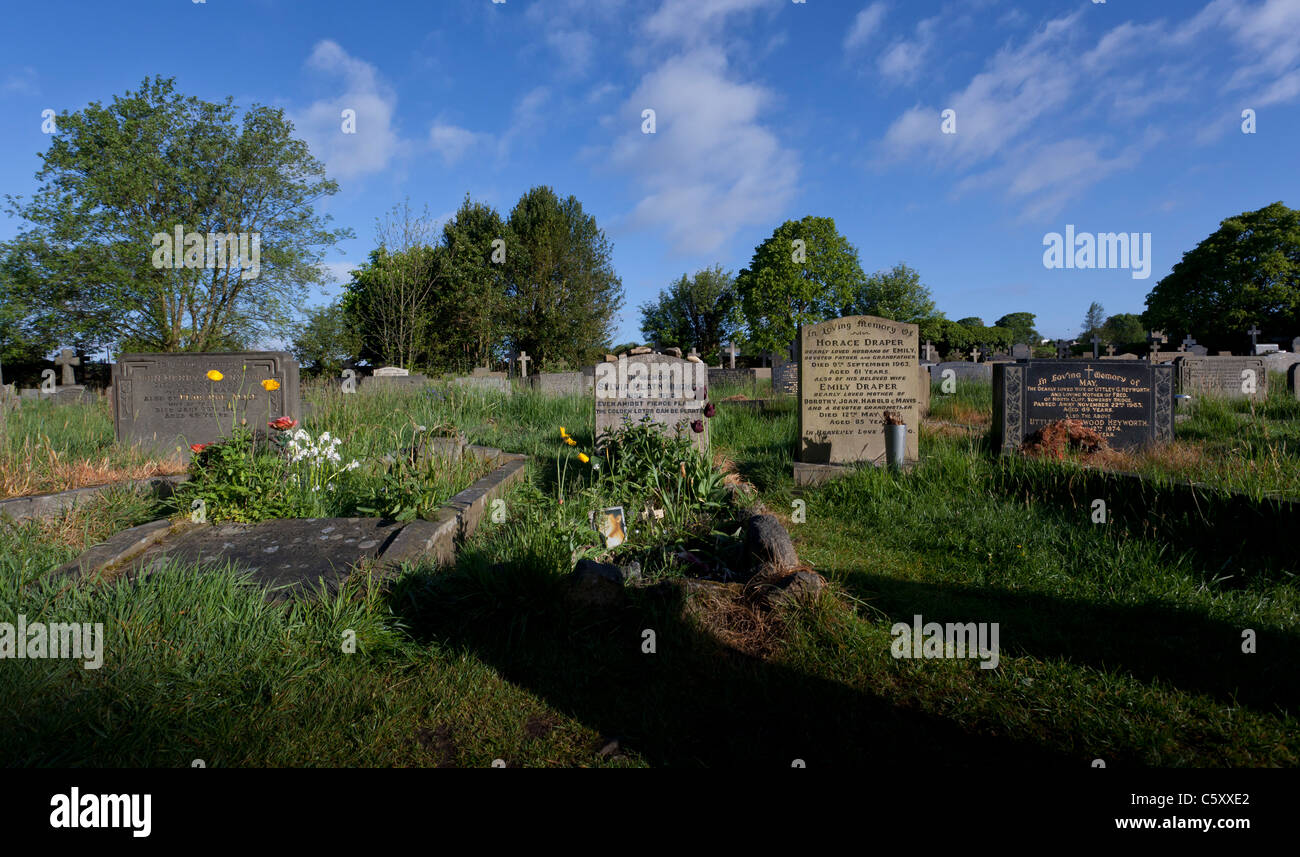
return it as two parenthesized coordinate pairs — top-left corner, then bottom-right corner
(179, 428), (293, 523)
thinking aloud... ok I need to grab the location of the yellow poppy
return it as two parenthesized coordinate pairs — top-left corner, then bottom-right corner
(578, 453), (590, 464)
(565, 437), (577, 446)
(261, 379), (281, 392)
(559, 426), (568, 438)
(206, 370), (223, 382)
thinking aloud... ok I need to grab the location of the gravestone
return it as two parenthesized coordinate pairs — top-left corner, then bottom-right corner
(112, 352), (301, 452)
(928, 361), (993, 383)
(992, 361), (1173, 453)
(1261, 350), (1300, 375)
(1174, 356), (1267, 400)
(451, 372), (509, 393)
(707, 367), (757, 388)
(372, 366), (409, 377)
(1290, 364), (1300, 400)
(798, 315), (921, 465)
(594, 353), (708, 453)
(1012, 344), (1032, 360)
(1292, 337), (1300, 353)
(1254, 343), (1279, 354)
(529, 371), (587, 395)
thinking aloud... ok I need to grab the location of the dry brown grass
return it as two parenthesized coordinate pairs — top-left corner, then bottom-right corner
(0, 435), (185, 500)
(681, 566), (829, 660)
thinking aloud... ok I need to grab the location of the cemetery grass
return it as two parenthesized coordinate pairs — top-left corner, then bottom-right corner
(0, 398), (186, 499)
(1, 381), (1296, 766)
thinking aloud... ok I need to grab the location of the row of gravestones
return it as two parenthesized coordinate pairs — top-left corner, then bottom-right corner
(29, 335), (1300, 460)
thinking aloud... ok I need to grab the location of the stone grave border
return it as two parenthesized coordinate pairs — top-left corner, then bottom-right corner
(0, 474), (189, 525)
(41, 444), (528, 588)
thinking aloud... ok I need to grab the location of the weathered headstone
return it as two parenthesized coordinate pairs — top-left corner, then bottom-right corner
(594, 353), (707, 453)
(451, 371), (509, 393)
(798, 315), (921, 465)
(993, 361), (1173, 453)
(1012, 343), (1032, 360)
(112, 352), (301, 451)
(529, 371), (588, 395)
(928, 362), (992, 383)
(1289, 364), (1300, 400)
(372, 366), (409, 377)
(1174, 355), (1267, 400)
(707, 367), (757, 388)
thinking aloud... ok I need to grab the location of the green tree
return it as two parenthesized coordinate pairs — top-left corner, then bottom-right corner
(503, 186), (622, 368)
(956, 317), (985, 329)
(291, 299), (361, 376)
(994, 312), (1039, 345)
(1100, 313), (1145, 348)
(847, 262), (945, 340)
(0, 76), (350, 353)
(736, 216), (866, 356)
(1144, 201), (1300, 344)
(434, 195), (509, 372)
(1081, 302), (1106, 338)
(639, 265), (741, 361)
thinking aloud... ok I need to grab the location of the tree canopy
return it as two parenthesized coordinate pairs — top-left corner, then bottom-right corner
(1, 76), (350, 354)
(1144, 201), (1300, 345)
(638, 265), (741, 363)
(736, 216), (866, 355)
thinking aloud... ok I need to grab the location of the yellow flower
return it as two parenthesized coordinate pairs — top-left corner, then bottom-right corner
(261, 378), (281, 392)
(206, 370), (224, 382)
(565, 437), (577, 446)
(578, 453), (590, 464)
(559, 426), (568, 438)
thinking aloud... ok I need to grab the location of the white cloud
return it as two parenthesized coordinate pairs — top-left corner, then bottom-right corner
(429, 122), (489, 165)
(607, 47), (798, 255)
(2, 66), (38, 96)
(844, 3), (887, 53)
(642, 0), (780, 45)
(291, 41), (403, 180)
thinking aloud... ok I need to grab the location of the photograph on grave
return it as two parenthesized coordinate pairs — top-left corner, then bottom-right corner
(112, 352), (302, 451)
(798, 315), (921, 465)
(993, 361), (1173, 453)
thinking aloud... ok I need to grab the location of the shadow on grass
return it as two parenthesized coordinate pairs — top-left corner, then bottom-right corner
(834, 572), (1299, 717)
(387, 551), (1070, 768)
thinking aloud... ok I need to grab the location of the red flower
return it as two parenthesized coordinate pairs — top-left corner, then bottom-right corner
(703, 402), (716, 418)
(691, 419), (705, 434)
(269, 417), (298, 431)
(190, 443), (209, 453)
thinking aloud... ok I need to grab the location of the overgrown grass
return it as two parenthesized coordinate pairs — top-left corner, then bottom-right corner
(2, 381), (1296, 766)
(0, 398), (184, 499)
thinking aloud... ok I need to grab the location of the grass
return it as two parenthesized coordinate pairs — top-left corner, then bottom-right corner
(0, 398), (185, 499)
(0, 380), (1296, 766)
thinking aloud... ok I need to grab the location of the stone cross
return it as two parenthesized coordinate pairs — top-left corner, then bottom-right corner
(1105, 344), (1116, 357)
(55, 348), (80, 386)
(952, 349), (966, 362)
(1146, 330), (1166, 360)
(1090, 334), (1101, 359)
(1248, 324), (1260, 352)
(725, 341), (739, 369)
(922, 340), (933, 361)
(688, 347), (700, 361)
(1055, 339), (1070, 359)
(517, 350), (530, 378)
(970, 346), (981, 362)
(1181, 334), (1197, 352)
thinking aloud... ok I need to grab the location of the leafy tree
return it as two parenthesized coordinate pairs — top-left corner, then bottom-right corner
(1144, 201), (1300, 344)
(956, 317), (985, 329)
(0, 76), (350, 353)
(1100, 313), (1145, 348)
(639, 265), (741, 362)
(346, 200), (440, 369)
(434, 195), (509, 372)
(736, 216), (866, 356)
(291, 299), (361, 376)
(503, 186), (622, 368)
(1081, 302), (1106, 338)
(994, 312), (1039, 345)
(847, 262), (945, 340)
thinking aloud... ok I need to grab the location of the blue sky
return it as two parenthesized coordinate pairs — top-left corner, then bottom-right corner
(2, 0), (1298, 344)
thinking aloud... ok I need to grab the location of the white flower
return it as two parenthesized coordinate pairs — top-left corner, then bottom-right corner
(292, 429), (309, 442)
(346, 460), (360, 471)
(319, 432), (332, 444)
(415, 425), (427, 433)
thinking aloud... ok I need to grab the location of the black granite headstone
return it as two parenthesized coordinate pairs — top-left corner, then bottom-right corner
(993, 361), (1173, 453)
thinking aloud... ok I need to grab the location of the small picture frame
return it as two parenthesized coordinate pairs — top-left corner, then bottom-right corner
(590, 506), (627, 548)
